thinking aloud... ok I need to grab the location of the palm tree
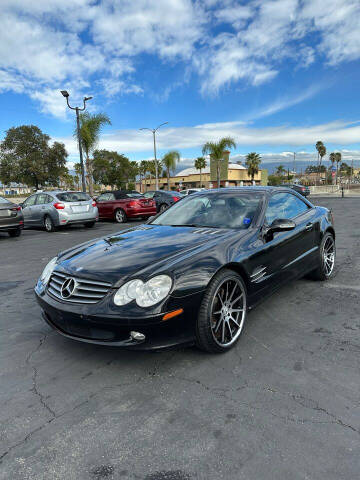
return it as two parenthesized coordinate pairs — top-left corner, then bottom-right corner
(194, 156), (206, 187)
(245, 152), (261, 182)
(315, 141), (324, 167)
(138, 160), (148, 192)
(162, 150), (180, 190)
(76, 112), (111, 196)
(202, 137), (236, 188)
(74, 163), (82, 190)
(317, 144), (326, 184)
(318, 144), (326, 166)
(329, 152), (336, 185)
(335, 152), (342, 184)
(275, 164), (286, 176)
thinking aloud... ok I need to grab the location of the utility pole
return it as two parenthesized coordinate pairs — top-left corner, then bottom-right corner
(60, 90), (92, 193)
(140, 122), (168, 191)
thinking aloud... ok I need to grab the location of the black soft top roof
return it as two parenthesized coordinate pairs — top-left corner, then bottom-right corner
(108, 190), (142, 199)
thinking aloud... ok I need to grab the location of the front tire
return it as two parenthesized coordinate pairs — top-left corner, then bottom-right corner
(44, 215), (56, 232)
(8, 228), (22, 237)
(114, 208), (126, 223)
(196, 269), (247, 353)
(307, 232), (335, 280)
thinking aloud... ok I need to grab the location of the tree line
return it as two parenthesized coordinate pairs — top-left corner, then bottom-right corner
(0, 119), (263, 192)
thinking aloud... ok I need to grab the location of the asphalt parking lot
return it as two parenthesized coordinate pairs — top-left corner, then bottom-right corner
(1, 198), (359, 480)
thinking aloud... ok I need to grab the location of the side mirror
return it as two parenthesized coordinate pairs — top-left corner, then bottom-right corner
(269, 218), (296, 233)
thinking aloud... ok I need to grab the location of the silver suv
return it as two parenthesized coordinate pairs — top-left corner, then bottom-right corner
(22, 191), (98, 232)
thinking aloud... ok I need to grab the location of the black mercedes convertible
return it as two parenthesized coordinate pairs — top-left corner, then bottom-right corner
(35, 187), (335, 353)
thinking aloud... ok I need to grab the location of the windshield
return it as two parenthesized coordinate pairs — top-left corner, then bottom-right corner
(151, 192), (263, 229)
(56, 192), (91, 202)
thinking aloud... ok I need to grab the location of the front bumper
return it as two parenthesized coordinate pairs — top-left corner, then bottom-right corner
(35, 288), (202, 350)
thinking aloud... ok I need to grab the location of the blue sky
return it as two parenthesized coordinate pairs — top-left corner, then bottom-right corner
(1, 0), (360, 171)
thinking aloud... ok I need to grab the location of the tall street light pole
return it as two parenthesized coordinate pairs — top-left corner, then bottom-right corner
(293, 152), (296, 174)
(140, 122), (168, 191)
(60, 90), (92, 193)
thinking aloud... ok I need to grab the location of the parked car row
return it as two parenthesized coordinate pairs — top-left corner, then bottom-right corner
(0, 189), (185, 237)
(1, 185), (311, 238)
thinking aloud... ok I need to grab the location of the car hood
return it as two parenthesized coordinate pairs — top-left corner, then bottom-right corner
(56, 225), (235, 285)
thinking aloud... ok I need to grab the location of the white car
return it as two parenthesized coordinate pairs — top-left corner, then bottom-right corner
(179, 188), (205, 195)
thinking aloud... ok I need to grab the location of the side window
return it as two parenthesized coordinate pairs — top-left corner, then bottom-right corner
(144, 192), (154, 198)
(266, 193), (309, 224)
(108, 193), (116, 200)
(97, 193), (110, 201)
(24, 195), (37, 207)
(36, 194), (50, 205)
(46, 195), (53, 203)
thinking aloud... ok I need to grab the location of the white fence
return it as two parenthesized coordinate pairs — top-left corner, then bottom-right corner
(310, 185), (340, 195)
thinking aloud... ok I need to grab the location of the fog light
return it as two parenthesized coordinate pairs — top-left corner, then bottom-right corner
(130, 331), (145, 342)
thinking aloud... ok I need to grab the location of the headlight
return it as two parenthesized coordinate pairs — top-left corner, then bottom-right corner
(114, 275), (172, 307)
(40, 257), (58, 285)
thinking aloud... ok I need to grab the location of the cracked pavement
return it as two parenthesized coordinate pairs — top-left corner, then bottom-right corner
(0, 198), (359, 480)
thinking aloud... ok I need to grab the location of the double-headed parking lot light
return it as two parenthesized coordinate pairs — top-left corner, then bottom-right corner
(139, 122), (168, 191)
(60, 90), (93, 193)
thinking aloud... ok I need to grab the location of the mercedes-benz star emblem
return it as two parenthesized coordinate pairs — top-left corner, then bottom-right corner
(60, 278), (76, 299)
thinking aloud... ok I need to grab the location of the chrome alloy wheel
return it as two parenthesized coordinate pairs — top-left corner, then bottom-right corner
(44, 216), (53, 232)
(115, 209), (125, 223)
(210, 277), (246, 347)
(323, 235), (335, 276)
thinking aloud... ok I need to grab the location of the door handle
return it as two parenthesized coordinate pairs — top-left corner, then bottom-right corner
(305, 222), (314, 231)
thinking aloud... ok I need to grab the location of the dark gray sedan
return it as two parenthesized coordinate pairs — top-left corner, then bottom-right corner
(143, 190), (183, 212)
(0, 196), (24, 237)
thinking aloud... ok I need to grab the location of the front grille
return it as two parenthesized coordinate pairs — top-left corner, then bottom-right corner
(47, 270), (112, 304)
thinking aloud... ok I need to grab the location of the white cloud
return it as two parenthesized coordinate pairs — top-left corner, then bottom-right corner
(54, 119), (360, 158)
(30, 88), (69, 120)
(195, 0), (360, 93)
(246, 84), (325, 120)
(1, 0), (360, 116)
(91, 0), (204, 59)
(99, 78), (143, 97)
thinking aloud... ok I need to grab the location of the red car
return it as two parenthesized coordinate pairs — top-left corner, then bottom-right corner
(96, 190), (156, 223)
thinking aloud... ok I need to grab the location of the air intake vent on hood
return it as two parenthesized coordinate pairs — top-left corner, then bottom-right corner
(192, 228), (224, 235)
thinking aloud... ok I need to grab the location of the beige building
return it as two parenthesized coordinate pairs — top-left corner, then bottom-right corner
(139, 152), (268, 191)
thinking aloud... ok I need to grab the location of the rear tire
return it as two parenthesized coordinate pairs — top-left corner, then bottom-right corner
(84, 221), (95, 228)
(196, 269), (247, 353)
(159, 204), (167, 213)
(307, 232), (335, 281)
(8, 228), (22, 237)
(114, 209), (126, 223)
(44, 215), (56, 232)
